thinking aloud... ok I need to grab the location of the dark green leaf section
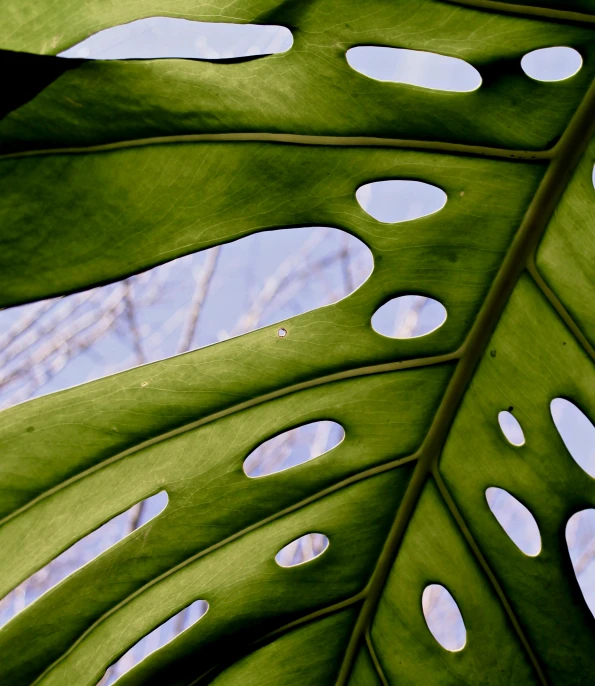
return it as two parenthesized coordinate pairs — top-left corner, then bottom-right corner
(439, 275), (595, 684)
(348, 647), (382, 686)
(0, 50), (85, 119)
(370, 480), (537, 685)
(0, 144), (542, 308)
(1, 1), (595, 153)
(496, 0), (595, 13)
(536, 135), (595, 347)
(1, 470), (411, 686)
(208, 610), (358, 686)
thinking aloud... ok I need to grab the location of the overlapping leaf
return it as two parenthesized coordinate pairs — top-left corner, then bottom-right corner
(0, 0), (594, 684)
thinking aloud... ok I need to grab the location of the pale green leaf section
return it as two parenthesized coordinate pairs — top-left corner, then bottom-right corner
(536, 136), (595, 347)
(371, 480), (537, 685)
(440, 275), (595, 684)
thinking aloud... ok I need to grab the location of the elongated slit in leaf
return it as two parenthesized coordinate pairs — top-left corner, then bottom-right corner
(101, 600), (209, 685)
(551, 398), (595, 477)
(346, 47), (481, 92)
(275, 533), (330, 567)
(498, 411), (525, 446)
(59, 18), (293, 60)
(0, 491), (168, 628)
(244, 421), (344, 477)
(566, 510), (595, 620)
(486, 487), (541, 557)
(422, 584), (466, 651)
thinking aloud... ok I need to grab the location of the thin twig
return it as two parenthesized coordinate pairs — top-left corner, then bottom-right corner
(177, 247), (221, 354)
(122, 280), (146, 364)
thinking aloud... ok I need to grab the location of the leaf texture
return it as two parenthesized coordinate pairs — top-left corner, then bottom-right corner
(0, 1), (594, 685)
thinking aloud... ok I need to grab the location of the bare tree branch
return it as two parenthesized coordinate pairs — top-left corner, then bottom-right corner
(177, 247), (221, 354)
(122, 280), (146, 365)
(340, 233), (353, 296)
(0, 290), (97, 372)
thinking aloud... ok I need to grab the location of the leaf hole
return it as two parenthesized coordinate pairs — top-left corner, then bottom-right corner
(0, 491), (168, 628)
(521, 47), (582, 82)
(497, 410), (525, 446)
(422, 584), (466, 651)
(346, 47), (481, 92)
(59, 18), (293, 60)
(550, 398), (595, 477)
(275, 533), (329, 567)
(486, 487), (541, 556)
(356, 180), (446, 224)
(101, 600), (209, 684)
(566, 509), (595, 620)
(372, 296), (447, 339)
(0, 227), (373, 407)
(243, 421), (344, 478)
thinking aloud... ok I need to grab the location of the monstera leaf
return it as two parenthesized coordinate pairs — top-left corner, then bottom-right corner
(1, 1), (595, 684)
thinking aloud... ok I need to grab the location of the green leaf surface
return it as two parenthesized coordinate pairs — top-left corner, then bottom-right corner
(1, 0), (594, 685)
(535, 136), (595, 349)
(2, 3), (595, 156)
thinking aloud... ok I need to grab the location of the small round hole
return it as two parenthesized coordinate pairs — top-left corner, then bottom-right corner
(521, 47), (582, 82)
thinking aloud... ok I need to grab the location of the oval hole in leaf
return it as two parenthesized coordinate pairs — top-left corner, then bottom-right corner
(372, 296), (447, 339)
(551, 398), (595, 477)
(244, 421), (344, 478)
(566, 509), (595, 619)
(356, 180), (447, 223)
(346, 46), (481, 92)
(422, 585), (466, 651)
(0, 491), (168, 628)
(498, 411), (525, 446)
(101, 600), (209, 684)
(59, 17), (293, 60)
(275, 533), (329, 567)
(521, 47), (582, 82)
(486, 487), (541, 556)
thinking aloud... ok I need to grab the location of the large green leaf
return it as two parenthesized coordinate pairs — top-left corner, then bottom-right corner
(1, 1), (594, 685)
